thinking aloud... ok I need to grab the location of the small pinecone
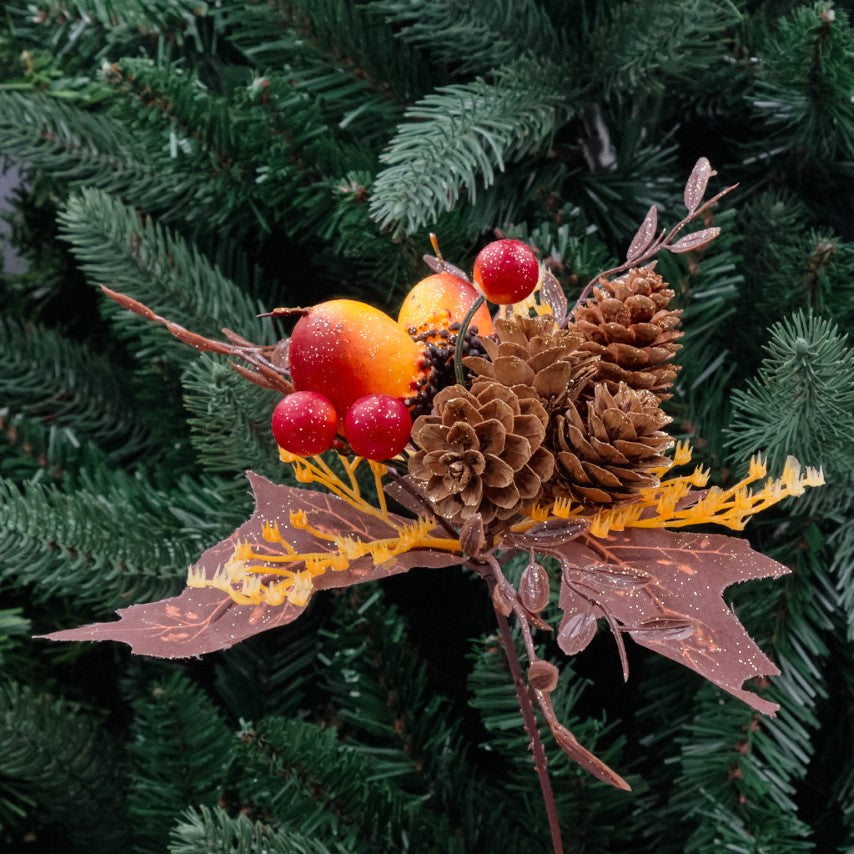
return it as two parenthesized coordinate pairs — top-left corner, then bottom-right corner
(409, 380), (554, 525)
(549, 382), (673, 505)
(569, 267), (682, 397)
(463, 315), (598, 413)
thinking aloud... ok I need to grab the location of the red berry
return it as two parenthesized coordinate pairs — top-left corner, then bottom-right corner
(343, 394), (413, 461)
(472, 239), (539, 305)
(271, 391), (338, 456)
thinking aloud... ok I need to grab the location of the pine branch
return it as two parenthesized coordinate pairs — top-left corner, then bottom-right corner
(0, 680), (128, 851)
(369, 57), (573, 236)
(128, 672), (233, 854)
(0, 92), (199, 211)
(830, 517), (854, 640)
(100, 58), (372, 241)
(582, 0), (741, 99)
(0, 314), (152, 463)
(0, 608), (29, 666)
(748, 4), (854, 168)
(182, 355), (282, 479)
(169, 804), (343, 854)
(10, 0), (210, 61)
(31, 0), (209, 37)
(0, 407), (113, 485)
(726, 311), (854, 488)
(0, 473), (244, 611)
(319, 588), (520, 851)
(212, 614), (321, 721)
(568, 112), (681, 243)
(279, 0), (438, 102)
(58, 188), (273, 365)
(365, 0), (564, 74)
(236, 717), (454, 850)
(223, 2), (403, 149)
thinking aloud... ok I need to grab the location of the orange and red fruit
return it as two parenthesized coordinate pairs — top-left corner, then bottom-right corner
(398, 272), (494, 336)
(288, 299), (426, 416)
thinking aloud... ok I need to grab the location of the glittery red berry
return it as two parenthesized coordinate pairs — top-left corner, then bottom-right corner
(343, 394), (413, 461)
(271, 391), (338, 457)
(472, 239), (539, 305)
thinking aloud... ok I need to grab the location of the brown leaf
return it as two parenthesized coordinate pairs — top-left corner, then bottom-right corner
(421, 254), (470, 282)
(38, 586), (299, 658)
(684, 157), (716, 212)
(626, 205), (658, 262)
(540, 269), (568, 324)
(553, 528), (789, 715)
(40, 472), (460, 657)
(668, 227), (720, 254)
(551, 719), (630, 790)
(506, 517), (590, 549)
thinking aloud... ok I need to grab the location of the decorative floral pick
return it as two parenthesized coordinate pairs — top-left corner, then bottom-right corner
(41, 159), (823, 854)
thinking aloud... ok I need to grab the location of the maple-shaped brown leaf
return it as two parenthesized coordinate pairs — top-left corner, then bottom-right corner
(40, 472), (460, 657)
(552, 528), (789, 715)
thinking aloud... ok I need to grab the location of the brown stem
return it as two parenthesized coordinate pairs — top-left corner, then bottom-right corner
(568, 182), (738, 319)
(454, 294), (486, 385)
(486, 571), (564, 854)
(100, 286), (294, 395)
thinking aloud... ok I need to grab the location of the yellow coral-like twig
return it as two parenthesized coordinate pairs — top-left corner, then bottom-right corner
(279, 449), (397, 527)
(189, 513), (461, 607)
(588, 453), (824, 538)
(514, 444), (823, 540)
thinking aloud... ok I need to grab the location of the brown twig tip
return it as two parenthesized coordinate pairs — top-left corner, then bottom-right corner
(257, 307), (309, 319)
(99, 285), (159, 322)
(429, 232), (444, 266)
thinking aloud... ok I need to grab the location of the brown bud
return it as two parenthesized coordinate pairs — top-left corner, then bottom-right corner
(528, 660), (559, 692)
(491, 583), (513, 617)
(519, 560), (550, 613)
(459, 513), (486, 557)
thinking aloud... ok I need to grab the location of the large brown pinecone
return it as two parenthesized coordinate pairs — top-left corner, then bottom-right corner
(463, 315), (598, 412)
(549, 382), (673, 505)
(408, 380), (554, 525)
(569, 267), (682, 397)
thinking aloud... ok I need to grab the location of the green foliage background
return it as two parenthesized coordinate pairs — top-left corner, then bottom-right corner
(1, 1), (852, 851)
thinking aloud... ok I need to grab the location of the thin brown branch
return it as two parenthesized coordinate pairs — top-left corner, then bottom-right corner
(569, 180), (738, 319)
(99, 286), (294, 395)
(486, 571), (564, 854)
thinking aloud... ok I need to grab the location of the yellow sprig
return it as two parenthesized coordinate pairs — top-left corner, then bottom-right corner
(589, 453), (824, 538)
(514, 445), (823, 539)
(187, 494), (460, 607)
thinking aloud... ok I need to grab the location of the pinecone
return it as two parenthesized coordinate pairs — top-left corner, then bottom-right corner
(569, 267), (682, 397)
(463, 315), (598, 413)
(408, 380), (554, 525)
(549, 382), (673, 505)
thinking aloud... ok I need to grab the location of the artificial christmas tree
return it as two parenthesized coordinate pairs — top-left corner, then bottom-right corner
(1, 2), (852, 852)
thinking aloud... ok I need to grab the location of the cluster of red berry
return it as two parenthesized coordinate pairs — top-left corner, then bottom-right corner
(271, 239), (540, 460)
